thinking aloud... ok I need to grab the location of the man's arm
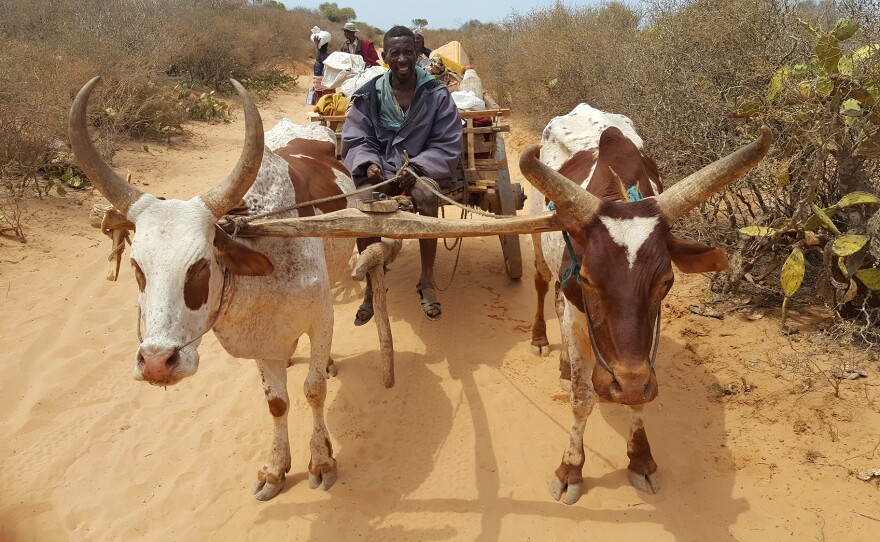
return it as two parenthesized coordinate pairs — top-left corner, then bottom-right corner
(409, 90), (462, 181)
(341, 99), (383, 185)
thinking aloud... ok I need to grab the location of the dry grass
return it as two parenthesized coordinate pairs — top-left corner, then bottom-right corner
(0, 0), (336, 180)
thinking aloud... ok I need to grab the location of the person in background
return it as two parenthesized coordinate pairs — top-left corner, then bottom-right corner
(341, 25), (462, 324)
(340, 22), (380, 67)
(310, 27), (332, 104)
(413, 29), (432, 68)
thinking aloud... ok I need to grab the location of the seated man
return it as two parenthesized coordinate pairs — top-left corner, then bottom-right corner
(342, 25), (463, 325)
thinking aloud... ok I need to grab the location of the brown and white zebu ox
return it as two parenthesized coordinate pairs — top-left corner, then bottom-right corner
(521, 103), (770, 505)
(70, 77), (355, 501)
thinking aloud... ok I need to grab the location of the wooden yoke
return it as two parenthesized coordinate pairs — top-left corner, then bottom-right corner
(90, 204), (564, 239)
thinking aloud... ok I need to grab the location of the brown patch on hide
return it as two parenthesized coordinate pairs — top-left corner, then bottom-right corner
(183, 257), (211, 310)
(554, 458), (585, 485)
(257, 469), (285, 485)
(131, 258), (146, 292)
(268, 396), (288, 417)
(275, 138), (348, 217)
(627, 427), (658, 475)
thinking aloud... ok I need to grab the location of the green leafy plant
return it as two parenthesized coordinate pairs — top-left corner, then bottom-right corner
(239, 67), (298, 101)
(176, 82), (231, 122)
(736, 18), (880, 331)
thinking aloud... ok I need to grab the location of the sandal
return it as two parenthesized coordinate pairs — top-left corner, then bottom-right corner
(416, 283), (442, 321)
(354, 301), (374, 326)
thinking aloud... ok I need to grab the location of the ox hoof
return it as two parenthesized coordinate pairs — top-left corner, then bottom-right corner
(252, 471), (286, 501)
(327, 359), (338, 378)
(531, 343), (551, 357)
(559, 378), (572, 392)
(549, 477), (582, 505)
(628, 468), (662, 494)
(308, 464), (338, 491)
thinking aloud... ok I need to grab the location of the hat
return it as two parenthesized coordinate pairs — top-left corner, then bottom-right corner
(342, 22), (358, 32)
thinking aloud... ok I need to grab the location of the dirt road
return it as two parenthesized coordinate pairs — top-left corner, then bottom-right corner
(1, 86), (878, 541)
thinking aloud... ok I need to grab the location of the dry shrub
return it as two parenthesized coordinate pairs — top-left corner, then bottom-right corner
(0, 0), (338, 188)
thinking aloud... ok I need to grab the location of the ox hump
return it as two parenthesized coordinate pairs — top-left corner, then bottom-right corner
(540, 103), (643, 170)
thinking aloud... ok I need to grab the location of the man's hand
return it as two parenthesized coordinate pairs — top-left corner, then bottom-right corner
(397, 167), (419, 190)
(367, 164), (383, 183)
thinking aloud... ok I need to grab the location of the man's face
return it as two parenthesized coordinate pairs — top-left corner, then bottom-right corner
(344, 29), (356, 42)
(414, 35), (424, 52)
(382, 36), (417, 80)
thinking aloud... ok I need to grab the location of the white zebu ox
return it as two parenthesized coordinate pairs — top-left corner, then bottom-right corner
(523, 103), (770, 505)
(70, 77), (355, 500)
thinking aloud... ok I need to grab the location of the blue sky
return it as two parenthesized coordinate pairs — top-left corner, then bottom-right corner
(283, 0), (610, 31)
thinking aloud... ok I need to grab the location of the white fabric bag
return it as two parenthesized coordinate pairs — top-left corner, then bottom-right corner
(321, 52), (366, 89)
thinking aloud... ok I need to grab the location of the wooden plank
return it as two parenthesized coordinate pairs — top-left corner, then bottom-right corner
(461, 126), (510, 135)
(225, 208), (563, 239)
(458, 109), (510, 118)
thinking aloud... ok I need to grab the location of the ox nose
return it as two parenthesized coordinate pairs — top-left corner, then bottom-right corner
(607, 369), (657, 405)
(137, 345), (180, 384)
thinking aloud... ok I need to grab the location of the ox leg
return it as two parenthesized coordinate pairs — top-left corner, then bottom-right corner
(530, 233), (551, 357)
(252, 358), (292, 501)
(554, 281), (572, 392)
(550, 303), (594, 505)
(626, 405), (661, 494)
(304, 314), (338, 491)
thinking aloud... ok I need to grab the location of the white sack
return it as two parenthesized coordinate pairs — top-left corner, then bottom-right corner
(310, 27), (331, 48)
(340, 66), (388, 97)
(451, 90), (486, 111)
(321, 52), (366, 89)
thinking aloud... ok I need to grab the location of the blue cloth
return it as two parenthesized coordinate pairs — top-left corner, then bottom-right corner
(626, 185), (644, 202)
(313, 50), (330, 76)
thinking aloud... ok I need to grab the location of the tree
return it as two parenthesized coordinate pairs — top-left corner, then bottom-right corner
(319, 2), (356, 23)
(249, 0), (286, 8)
(411, 18), (428, 29)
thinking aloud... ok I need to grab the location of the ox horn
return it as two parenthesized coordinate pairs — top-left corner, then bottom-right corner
(519, 145), (601, 221)
(656, 126), (772, 223)
(200, 79), (265, 218)
(69, 76), (144, 216)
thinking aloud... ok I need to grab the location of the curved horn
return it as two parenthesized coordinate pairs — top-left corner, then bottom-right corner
(519, 145), (601, 221)
(201, 79), (265, 218)
(656, 126), (772, 223)
(69, 76), (144, 216)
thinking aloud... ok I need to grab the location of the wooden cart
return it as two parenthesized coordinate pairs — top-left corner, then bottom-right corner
(308, 107), (526, 279)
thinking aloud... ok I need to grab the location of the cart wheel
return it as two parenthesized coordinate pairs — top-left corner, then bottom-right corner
(494, 136), (523, 279)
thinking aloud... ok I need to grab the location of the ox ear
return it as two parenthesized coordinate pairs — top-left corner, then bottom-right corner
(667, 234), (729, 273)
(213, 227), (274, 276)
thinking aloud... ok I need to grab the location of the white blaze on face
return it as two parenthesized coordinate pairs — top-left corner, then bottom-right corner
(598, 216), (660, 269)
